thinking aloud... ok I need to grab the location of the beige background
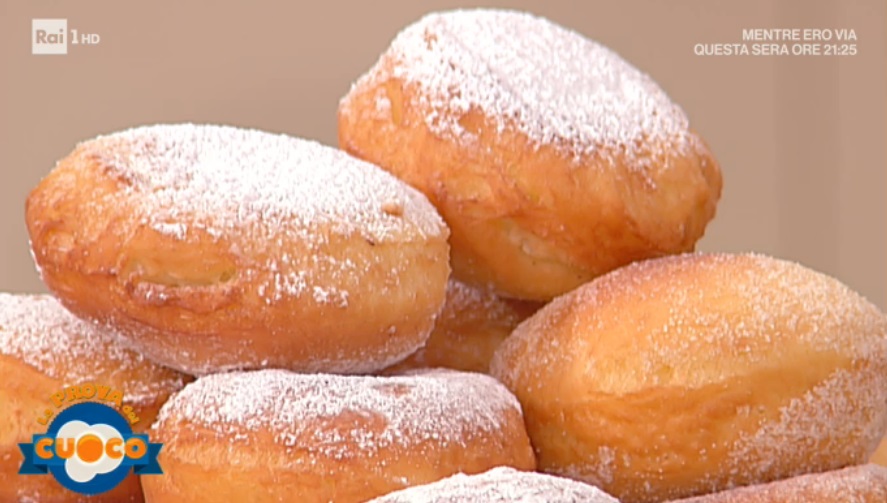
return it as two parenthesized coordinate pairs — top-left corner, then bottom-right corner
(2, 0), (885, 308)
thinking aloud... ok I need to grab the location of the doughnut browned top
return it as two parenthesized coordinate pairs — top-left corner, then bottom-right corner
(43, 124), (445, 278)
(345, 9), (696, 161)
(152, 369), (531, 466)
(494, 253), (887, 394)
(29, 124), (445, 304)
(146, 369), (536, 502)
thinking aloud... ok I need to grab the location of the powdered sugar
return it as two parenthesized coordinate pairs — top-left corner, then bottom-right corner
(729, 367), (887, 480)
(344, 9), (694, 161)
(83, 124), (446, 304)
(154, 369), (522, 459)
(367, 466), (620, 502)
(0, 293), (186, 405)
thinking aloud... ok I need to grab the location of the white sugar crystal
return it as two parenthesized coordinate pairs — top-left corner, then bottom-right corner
(155, 369), (522, 460)
(367, 466), (620, 502)
(84, 124), (446, 306)
(0, 293), (186, 404)
(344, 9), (695, 162)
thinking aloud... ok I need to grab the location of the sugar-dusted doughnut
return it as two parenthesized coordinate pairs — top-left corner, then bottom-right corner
(490, 253), (887, 503)
(367, 466), (620, 502)
(26, 124), (450, 375)
(383, 279), (540, 374)
(143, 369), (536, 503)
(0, 293), (189, 503)
(669, 464), (887, 503)
(339, 9), (722, 301)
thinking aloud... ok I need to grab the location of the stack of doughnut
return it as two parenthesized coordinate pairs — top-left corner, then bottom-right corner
(3, 7), (883, 503)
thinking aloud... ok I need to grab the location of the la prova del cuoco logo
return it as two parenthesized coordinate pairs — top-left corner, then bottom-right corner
(18, 383), (163, 495)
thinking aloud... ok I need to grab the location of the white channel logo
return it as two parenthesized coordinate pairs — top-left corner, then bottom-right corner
(32, 19), (68, 55)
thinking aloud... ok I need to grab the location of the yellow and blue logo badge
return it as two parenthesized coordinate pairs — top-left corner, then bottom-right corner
(18, 383), (163, 496)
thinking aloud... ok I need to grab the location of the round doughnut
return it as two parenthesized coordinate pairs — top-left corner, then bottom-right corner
(367, 466), (620, 502)
(669, 464), (887, 503)
(0, 293), (189, 503)
(25, 124), (450, 375)
(142, 368), (536, 503)
(872, 434), (887, 466)
(489, 253), (887, 503)
(338, 9), (722, 301)
(383, 279), (540, 374)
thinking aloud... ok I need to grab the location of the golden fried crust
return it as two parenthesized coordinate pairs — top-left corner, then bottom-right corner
(383, 279), (541, 374)
(0, 295), (190, 503)
(339, 60), (721, 302)
(872, 435), (887, 466)
(669, 464), (887, 503)
(141, 370), (536, 503)
(25, 126), (450, 375)
(490, 253), (887, 503)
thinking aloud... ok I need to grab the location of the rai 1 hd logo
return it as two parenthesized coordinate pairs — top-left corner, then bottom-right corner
(18, 383), (162, 496)
(32, 19), (101, 55)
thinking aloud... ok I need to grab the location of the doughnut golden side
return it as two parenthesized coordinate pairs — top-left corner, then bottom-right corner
(668, 464), (887, 503)
(383, 279), (541, 374)
(490, 253), (887, 503)
(142, 370), (536, 503)
(0, 294), (189, 503)
(25, 125), (450, 375)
